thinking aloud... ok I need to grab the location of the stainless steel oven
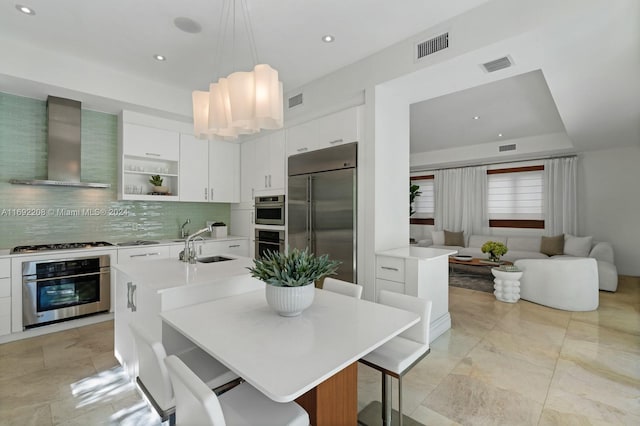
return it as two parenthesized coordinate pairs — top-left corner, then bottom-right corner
(255, 195), (285, 226)
(22, 254), (111, 328)
(255, 229), (285, 259)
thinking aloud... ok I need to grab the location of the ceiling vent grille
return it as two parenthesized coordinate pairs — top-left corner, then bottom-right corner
(499, 143), (516, 152)
(416, 32), (449, 60)
(288, 93), (303, 109)
(482, 56), (513, 73)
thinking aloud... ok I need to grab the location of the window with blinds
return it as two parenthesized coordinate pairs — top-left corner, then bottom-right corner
(410, 175), (434, 224)
(487, 167), (544, 228)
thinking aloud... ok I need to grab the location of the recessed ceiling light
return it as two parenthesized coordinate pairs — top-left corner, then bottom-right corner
(473, 116), (479, 120)
(153, 54), (166, 62)
(322, 34), (335, 43)
(16, 4), (35, 15)
(498, 133), (503, 137)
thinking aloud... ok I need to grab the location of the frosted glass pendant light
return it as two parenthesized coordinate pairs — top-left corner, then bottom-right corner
(193, 0), (283, 140)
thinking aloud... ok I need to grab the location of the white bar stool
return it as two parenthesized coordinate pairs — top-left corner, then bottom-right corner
(322, 277), (364, 299)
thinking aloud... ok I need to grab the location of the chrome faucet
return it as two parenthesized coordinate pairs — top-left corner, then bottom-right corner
(181, 224), (214, 263)
(180, 218), (191, 239)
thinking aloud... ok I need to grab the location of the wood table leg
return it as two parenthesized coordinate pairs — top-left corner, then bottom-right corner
(295, 362), (358, 426)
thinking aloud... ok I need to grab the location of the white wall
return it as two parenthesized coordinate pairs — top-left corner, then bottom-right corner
(578, 146), (640, 276)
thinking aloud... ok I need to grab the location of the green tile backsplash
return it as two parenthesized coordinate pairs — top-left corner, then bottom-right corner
(0, 92), (229, 248)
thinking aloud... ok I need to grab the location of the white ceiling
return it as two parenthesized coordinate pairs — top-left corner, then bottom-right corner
(410, 70), (566, 153)
(0, 0), (489, 92)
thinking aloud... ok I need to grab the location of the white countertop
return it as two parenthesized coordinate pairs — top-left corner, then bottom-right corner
(161, 288), (419, 402)
(112, 255), (256, 292)
(377, 246), (458, 260)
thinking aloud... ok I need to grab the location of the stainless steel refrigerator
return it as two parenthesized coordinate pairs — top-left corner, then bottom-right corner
(288, 142), (357, 283)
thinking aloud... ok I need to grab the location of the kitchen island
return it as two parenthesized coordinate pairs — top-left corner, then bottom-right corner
(113, 255), (263, 379)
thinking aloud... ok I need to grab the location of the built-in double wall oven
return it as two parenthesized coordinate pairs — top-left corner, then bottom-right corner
(255, 229), (285, 259)
(22, 254), (111, 328)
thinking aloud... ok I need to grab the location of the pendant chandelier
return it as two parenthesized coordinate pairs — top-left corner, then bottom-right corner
(193, 0), (283, 140)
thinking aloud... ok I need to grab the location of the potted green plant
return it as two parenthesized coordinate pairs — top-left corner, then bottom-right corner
(248, 248), (340, 316)
(481, 241), (508, 262)
(149, 175), (168, 194)
(410, 184), (421, 216)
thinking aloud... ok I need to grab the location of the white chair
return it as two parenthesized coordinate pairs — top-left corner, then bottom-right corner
(360, 291), (432, 426)
(514, 258), (599, 311)
(129, 323), (240, 424)
(165, 355), (309, 426)
(322, 277), (363, 299)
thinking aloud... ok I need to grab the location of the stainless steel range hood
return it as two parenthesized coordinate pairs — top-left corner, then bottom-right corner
(10, 96), (110, 188)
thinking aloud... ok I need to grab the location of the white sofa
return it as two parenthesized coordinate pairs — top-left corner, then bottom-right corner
(514, 258), (599, 311)
(419, 232), (618, 291)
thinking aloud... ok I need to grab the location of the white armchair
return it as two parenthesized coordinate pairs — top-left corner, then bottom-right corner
(514, 258), (599, 311)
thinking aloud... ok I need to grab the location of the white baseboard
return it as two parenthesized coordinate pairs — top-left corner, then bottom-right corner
(430, 312), (451, 343)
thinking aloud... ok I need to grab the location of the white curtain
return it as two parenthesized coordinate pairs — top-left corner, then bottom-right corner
(544, 157), (577, 236)
(434, 166), (487, 236)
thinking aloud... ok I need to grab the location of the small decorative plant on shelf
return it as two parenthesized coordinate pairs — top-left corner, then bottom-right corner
(481, 241), (508, 263)
(149, 175), (168, 194)
(248, 248), (340, 316)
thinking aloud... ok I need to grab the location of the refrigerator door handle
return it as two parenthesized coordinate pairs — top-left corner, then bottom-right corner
(307, 176), (313, 250)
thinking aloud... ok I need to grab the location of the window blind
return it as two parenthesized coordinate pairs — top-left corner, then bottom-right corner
(488, 170), (543, 220)
(413, 179), (435, 218)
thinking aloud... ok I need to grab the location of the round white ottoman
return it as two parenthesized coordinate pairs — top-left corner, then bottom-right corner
(491, 268), (523, 303)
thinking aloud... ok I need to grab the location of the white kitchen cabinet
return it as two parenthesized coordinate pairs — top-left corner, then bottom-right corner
(119, 120), (180, 201)
(240, 131), (285, 202)
(375, 247), (454, 343)
(286, 106), (361, 157)
(179, 137), (240, 203)
(199, 239), (249, 258)
(179, 134), (209, 202)
(117, 246), (172, 264)
(209, 140), (240, 203)
(0, 258), (10, 336)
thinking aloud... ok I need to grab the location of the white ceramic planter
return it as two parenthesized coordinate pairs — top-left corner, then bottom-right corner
(265, 283), (315, 317)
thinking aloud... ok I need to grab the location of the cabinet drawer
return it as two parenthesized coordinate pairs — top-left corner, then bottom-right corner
(118, 246), (171, 263)
(376, 257), (405, 283)
(0, 258), (9, 278)
(0, 278), (9, 298)
(376, 279), (405, 302)
(0, 297), (10, 336)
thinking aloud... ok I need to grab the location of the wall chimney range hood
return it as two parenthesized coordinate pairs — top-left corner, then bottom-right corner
(10, 96), (110, 188)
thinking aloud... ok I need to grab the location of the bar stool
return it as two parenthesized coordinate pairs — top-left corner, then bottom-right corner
(129, 323), (240, 425)
(322, 277), (363, 299)
(359, 291), (432, 426)
(165, 355), (310, 426)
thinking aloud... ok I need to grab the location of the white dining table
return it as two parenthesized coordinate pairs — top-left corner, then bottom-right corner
(160, 287), (419, 425)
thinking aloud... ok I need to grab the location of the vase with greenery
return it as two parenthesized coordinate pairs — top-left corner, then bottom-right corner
(149, 175), (168, 193)
(481, 241), (508, 262)
(248, 248), (340, 316)
(410, 184), (421, 216)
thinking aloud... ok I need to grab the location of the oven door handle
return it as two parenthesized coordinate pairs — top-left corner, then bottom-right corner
(25, 270), (109, 283)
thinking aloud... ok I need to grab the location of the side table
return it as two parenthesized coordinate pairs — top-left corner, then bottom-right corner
(491, 268), (523, 303)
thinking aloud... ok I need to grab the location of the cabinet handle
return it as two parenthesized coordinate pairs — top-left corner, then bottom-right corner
(211, 188), (214, 200)
(145, 152), (161, 157)
(130, 253), (149, 258)
(130, 283), (137, 312)
(268, 175), (272, 187)
(329, 138), (343, 145)
(297, 147), (308, 152)
(229, 244), (240, 248)
(264, 175), (268, 188)
(126, 281), (137, 312)
(147, 252), (161, 256)
(204, 187), (208, 200)
(381, 266), (399, 271)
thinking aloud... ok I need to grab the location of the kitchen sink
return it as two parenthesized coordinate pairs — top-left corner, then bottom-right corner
(117, 240), (159, 246)
(196, 255), (234, 264)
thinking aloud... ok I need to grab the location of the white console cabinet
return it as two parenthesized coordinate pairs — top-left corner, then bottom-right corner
(375, 246), (456, 342)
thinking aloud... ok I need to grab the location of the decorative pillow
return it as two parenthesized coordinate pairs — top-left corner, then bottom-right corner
(540, 234), (564, 256)
(431, 230), (445, 246)
(444, 230), (465, 247)
(564, 234), (593, 257)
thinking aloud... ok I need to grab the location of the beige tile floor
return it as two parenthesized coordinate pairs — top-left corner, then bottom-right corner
(1, 276), (638, 425)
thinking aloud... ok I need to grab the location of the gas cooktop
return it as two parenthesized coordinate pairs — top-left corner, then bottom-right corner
(11, 241), (114, 254)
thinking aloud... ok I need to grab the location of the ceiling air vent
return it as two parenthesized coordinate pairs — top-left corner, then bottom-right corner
(482, 56), (513, 73)
(499, 144), (516, 152)
(288, 93), (303, 109)
(416, 32), (449, 60)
